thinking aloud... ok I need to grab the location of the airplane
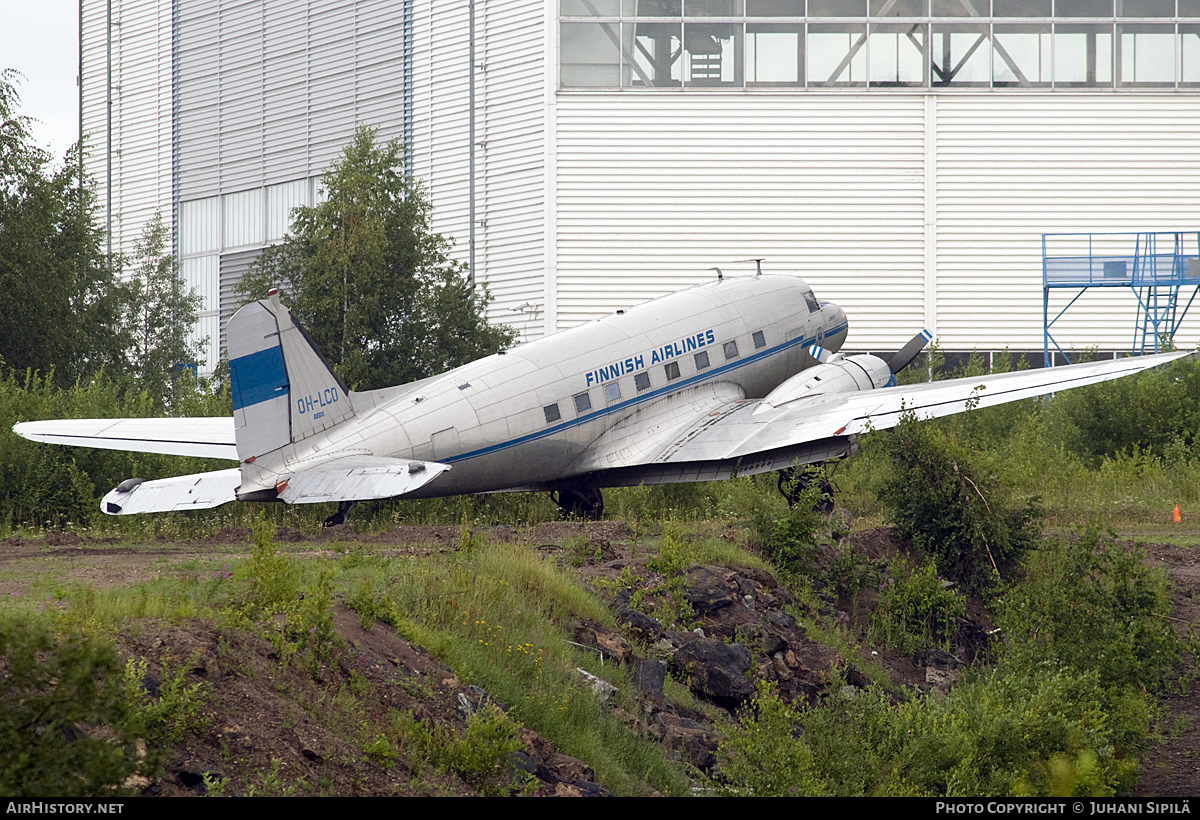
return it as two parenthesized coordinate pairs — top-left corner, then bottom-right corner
(13, 274), (1189, 526)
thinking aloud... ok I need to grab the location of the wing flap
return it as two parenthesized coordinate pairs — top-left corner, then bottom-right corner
(278, 456), (450, 504)
(101, 469), (241, 515)
(14, 418), (237, 460)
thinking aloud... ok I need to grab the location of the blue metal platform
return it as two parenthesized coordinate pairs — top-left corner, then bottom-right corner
(1043, 232), (1200, 367)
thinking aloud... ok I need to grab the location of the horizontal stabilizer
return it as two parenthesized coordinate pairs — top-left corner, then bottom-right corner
(277, 456), (450, 504)
(101, 469), (241, 515)
(14, 418), (237, 460)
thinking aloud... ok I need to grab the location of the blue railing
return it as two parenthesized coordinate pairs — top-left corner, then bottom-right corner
(1042, 232), (1200, 366)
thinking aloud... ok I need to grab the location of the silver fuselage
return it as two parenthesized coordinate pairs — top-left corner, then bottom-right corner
(241, 275), (848, 497)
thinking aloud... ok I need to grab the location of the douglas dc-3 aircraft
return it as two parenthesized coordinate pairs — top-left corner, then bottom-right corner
(14, 274), (1189, 525)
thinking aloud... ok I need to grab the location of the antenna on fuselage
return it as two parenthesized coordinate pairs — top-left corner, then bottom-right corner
(734, 258), (765, 277)
(709, 266), (723, 281)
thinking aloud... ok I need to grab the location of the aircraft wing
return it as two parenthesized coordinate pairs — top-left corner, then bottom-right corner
(275, 456), (451, 504)
(569, 351), (1190, 486)
(98, 455), (450, 515)
(101, 469), (241, 515)
(13, 418), (237, 460)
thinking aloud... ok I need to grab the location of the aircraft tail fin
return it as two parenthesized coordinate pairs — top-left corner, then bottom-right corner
(227, 290), (356, 460)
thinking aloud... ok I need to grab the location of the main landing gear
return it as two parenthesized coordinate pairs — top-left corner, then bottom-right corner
(777, 466), (834, 513)
(552, 488), (604, 520)
(324, 500), (357, 527)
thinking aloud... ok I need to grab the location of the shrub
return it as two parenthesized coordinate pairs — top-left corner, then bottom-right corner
(715, 667), (1150, 797)
(871, 557), (967, 655)
(715, 681), (829, 796)
(754, 466), (829, 576)
(0, 614), (140, 796)
(866, 413), (1041, 592)
(997, 522), (1185, 690)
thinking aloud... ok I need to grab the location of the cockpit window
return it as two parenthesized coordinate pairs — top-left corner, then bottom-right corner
(804, 291), (821, 314)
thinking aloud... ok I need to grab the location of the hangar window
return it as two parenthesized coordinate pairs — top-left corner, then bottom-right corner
(665, 361), (681, 380)
(544, 403), (561, 423)
(753, 330), (766, 349)
(605, 381), (622, 403)
(560, 4), (1173, 89)
(694, 350), (710, 370)
(635, 371), (652, 391)
(574, 392), (592, 413)
(724, 340), (740, 360)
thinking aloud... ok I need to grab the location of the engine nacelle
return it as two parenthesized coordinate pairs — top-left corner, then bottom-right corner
(762, 354), (894, 408)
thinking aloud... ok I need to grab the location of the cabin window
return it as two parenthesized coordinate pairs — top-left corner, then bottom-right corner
(544, 403), (561, 423)
(805, 291), (820, 313)
(665, 361), (681, 381)
(724, 340), (739, 360)
(753, 330), (766, 349)
(574, 392), (592, 413)
(694, 350), (710, 370)
(635, 372), (651, 392)
(604, 381), (622, 403)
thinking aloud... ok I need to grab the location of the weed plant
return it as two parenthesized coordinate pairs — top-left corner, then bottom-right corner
(393, 702), (527, 795)
(869, 557), (966, 655)
(997, 522), (1189, 691)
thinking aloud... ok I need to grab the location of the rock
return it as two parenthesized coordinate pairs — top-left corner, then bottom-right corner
(632, 658), (666, 700)
(577, 667), (618, 701)
(657, 712), (719, 772)
(925, 648), (965, 693)
(683, 567), (735, 615)
(670, 637), (755, 708)
(573, 622), (633, 664)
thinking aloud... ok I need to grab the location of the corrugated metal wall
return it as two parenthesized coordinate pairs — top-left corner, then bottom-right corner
(934, 94), (1200, 352)
(554, 93), (927, 351)
(409, 0), (551, 341)
(175, 0), (410, 201)
(81, 0), (173, 260)
(554, 91), (1200, 353)
(81, 1), (1200, 361)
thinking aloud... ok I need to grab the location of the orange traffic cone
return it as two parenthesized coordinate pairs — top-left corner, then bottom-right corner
(1174, 503), (1182, 524)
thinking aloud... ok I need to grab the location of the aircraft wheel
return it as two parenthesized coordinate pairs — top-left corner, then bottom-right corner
(324, 500), (357, 528)
(777, 467), (834, 513)
(552, 488), (604, 521)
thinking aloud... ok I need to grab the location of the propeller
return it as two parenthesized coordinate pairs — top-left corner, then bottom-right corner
(888, 329), (933, 374)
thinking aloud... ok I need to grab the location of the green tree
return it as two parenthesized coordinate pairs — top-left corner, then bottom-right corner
(121, 211), (204, 406)
(0, 70), (131, 385)
(238, 126), (515, 390)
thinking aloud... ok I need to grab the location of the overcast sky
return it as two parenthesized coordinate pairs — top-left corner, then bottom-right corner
(1, 0), (81, 163)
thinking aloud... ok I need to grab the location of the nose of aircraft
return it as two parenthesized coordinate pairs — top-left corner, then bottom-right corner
(823, 302), (848, 351)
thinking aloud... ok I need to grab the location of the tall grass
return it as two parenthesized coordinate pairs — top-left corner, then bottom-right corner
(338, 536), (690, 795)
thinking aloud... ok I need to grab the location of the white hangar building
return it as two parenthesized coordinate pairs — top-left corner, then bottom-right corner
(82, 0), (1200, 372)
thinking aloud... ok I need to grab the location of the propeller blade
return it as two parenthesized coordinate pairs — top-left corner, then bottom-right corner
(889, 329), (933, 374)
(808, 344), (831, 364)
